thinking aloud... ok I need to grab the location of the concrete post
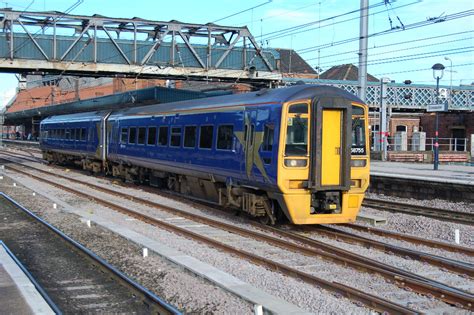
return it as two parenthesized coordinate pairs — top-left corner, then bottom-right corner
(380, 77), (389, 160)
(357, 0), (369, 102)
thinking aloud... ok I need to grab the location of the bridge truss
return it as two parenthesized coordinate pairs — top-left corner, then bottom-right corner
(0, 9), (281, 83)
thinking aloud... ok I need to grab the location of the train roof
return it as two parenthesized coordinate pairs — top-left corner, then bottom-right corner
(111, 84), (363, 118)
(42, 85), (364, 123)
(41, 111), (107, 124)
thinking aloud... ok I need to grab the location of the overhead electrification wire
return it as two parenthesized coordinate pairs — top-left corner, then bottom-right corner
(255, 0), (390, 40)
(298, 9), (474, 54)
(374, 62), (474, 76)
(157, 8), (474, 79)
(310, 30), (474, 60)
(212, 0), (272, 23)
(263, 1), (420, 42)
(4, 0), (84, 58)
(311, 47), (474, 71)
(315, 36), (473, 66)
(240, 2), (318, 25)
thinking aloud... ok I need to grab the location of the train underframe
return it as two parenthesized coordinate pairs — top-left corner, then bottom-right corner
(43, 151), (283, 224)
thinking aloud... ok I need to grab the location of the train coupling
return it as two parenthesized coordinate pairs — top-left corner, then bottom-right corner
(310, 191), (341, 214)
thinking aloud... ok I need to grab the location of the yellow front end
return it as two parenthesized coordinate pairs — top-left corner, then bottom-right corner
(277, 100), (369, 225)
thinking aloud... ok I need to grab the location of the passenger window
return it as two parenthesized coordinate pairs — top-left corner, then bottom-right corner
(262, 124), (274, 151)
(75, 129), (80, 140)
(137, 127), (146, 145)
(217, 125), (233, 150)
(81, 128), (86, 141)
(128, 127), (137, 144)
(147, 127), (157, 145)
(158, 126), (169, 146)
(120, 128), (127, 143)
(170, 127), (181, 147)
(71, 129), (76, 141)
(184, 126), (197, 148)
(65, 129), (70, 140)
(199, 126), (213, 149)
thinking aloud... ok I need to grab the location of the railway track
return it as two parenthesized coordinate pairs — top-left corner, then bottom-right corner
(342, 223), (474, 256)
(296, 225), (473, 276)
(0, 150), (45, 163)
(363, 197), (474, 225)
(0, 192), (180, 315)
(2, 140), (42, 154)
(1, 155), (473, 313)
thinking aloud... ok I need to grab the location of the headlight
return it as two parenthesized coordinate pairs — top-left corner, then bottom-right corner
(351, 159), (367, 167)
(284, 159), (307, 167)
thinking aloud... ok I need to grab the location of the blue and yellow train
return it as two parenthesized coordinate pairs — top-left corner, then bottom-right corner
(39, 85), (369, 224)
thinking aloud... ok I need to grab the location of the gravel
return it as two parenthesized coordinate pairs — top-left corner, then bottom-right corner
(1, 167), (374, 314)
(0, 172), (254, 314)
(2, 155), (473, 313)
(357, 205), (474, 248)
(300, 230), (473, 292)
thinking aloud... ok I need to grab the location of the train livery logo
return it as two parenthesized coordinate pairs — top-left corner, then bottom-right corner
(234, 115), (271, 183)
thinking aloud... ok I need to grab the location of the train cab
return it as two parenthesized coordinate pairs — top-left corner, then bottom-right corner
(273, 94), (369, 224)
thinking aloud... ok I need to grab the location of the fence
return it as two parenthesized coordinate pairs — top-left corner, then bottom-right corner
(372, 134), (469, 153)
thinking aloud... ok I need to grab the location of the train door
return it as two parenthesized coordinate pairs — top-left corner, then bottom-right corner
(242, 109), (257, 182)
(100, 113), (111, 165)
(310, 97), (351, 191)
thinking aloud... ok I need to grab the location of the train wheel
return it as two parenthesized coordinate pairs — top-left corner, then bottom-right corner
(260, 199), (277, 225)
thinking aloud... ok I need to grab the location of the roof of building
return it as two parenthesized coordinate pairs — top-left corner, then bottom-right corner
(275, 49), (317, 75)
(320, 64), (379, 82)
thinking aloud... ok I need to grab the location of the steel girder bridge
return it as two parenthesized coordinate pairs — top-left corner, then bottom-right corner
(0, 9), (281, 83)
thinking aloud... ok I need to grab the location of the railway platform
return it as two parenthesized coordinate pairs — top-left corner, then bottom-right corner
(370, 161), (474, 202)
(371, 161), (473, 185)
(0, 241), (56, 315)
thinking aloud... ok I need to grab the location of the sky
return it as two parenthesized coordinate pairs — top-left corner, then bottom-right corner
(0, 0), (473, 109)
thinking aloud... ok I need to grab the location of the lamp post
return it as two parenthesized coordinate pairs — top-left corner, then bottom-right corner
(432, 63), (445, 170)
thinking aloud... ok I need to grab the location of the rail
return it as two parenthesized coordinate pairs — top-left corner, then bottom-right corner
(343, 223), (474, 257)
(0, 192), (181, 315)
(363, 198), (474, 225)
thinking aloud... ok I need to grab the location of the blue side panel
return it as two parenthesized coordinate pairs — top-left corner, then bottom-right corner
(39, 112), (105, 158)
(108, 103), (282, 188)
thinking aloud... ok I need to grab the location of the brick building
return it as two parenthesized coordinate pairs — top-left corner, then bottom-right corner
(420, 112), (474, 152)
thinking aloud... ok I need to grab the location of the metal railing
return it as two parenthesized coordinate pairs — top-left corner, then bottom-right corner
(425, 137), (468, 152)
(377, 136), (469, 152)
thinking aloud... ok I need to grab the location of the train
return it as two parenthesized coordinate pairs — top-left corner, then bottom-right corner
(39, 84), (370, 225)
